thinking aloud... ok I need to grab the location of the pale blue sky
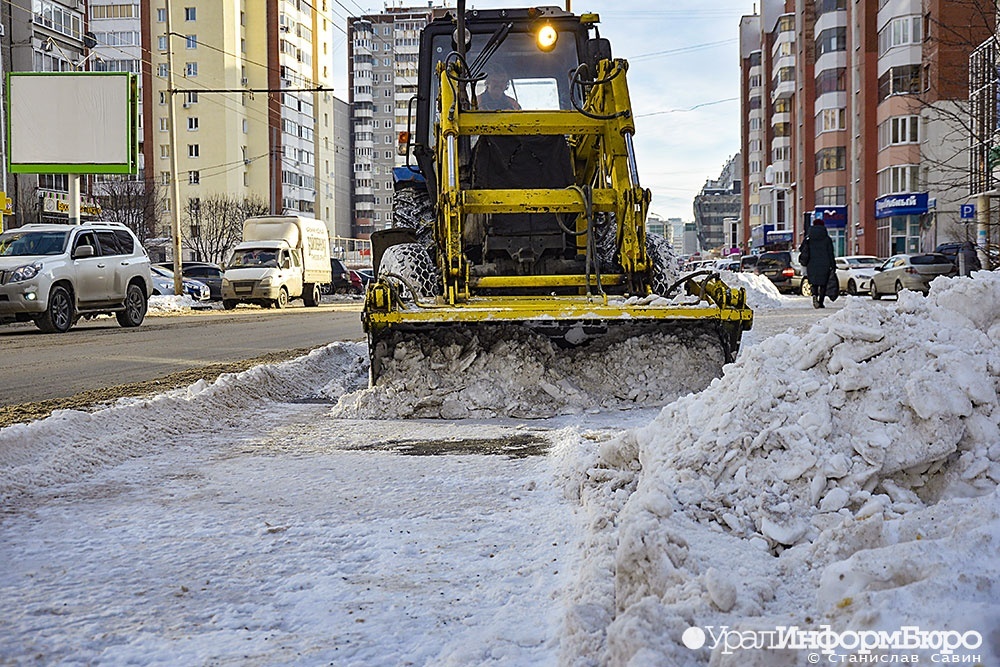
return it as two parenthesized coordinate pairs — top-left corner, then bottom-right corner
(332, 1), (752, 222)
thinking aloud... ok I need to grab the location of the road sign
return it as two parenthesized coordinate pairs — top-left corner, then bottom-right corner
(960, 204), (976, 220)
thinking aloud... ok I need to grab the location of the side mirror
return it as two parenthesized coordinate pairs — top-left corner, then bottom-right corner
(874, 266), (883, 272)
(73, 244), (95, 259)
(588, 37), (612, 68)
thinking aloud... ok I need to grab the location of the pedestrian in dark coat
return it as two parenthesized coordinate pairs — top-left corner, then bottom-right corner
(801, 219), (836, 308)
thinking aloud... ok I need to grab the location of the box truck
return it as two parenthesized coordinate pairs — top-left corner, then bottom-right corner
(222, 215), (332, 309)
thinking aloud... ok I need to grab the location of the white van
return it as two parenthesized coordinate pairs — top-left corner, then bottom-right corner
(222, 216), (332, 309)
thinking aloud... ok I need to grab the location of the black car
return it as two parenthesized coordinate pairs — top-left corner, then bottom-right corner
(324, 258), (357, 294)
(934, 241), (981, 274)
(753, 250), (807, 294)
(158, 261), (224, 300)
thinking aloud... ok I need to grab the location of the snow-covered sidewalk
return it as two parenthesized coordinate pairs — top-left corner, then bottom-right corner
(2, 273), (999, 666)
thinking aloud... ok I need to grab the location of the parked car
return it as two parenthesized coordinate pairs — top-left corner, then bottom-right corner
(739, 255), (758, 273)
(753, 250), (807, 294)
(714, 258), (741, 272)
(834, 255), (883, 295)
(934, 241), (982, 274)
(158, 262), (224, 300)
(870, 253), (957, 299)
(356, 268), (375, 286)
(150, 265), (211, 302)
(348, 269), (365, 293)
(322, 257), (357, 294)
(0, 221), (151, 333)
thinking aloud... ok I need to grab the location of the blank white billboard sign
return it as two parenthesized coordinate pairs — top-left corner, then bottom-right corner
(7, 72), (137, 174)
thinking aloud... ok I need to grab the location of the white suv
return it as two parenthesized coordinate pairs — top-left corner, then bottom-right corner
(0, 222), (152, 333)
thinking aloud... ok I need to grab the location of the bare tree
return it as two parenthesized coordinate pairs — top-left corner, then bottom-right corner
(94, 177), (164, 244)
(918, 0), (997, 244)
(182, 193), (269, 264)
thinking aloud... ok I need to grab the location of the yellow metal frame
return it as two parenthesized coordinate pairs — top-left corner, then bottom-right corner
(364, 54), (753, 363)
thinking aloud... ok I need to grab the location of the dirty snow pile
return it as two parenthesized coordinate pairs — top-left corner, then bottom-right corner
(331, 325), (726, 419)
(147, 294), (205, 313)
(559, 272), (1000, 665)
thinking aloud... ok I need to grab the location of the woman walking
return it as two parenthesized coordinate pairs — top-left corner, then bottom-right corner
(800, 219), (836, 308)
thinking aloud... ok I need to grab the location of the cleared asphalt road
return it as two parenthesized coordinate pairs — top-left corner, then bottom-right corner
(0, 302), (365, 407)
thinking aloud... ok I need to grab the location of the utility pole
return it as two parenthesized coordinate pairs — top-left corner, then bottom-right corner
(164, 0), (183, 295)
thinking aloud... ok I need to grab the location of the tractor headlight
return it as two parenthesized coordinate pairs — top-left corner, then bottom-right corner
(10, 261), (43, 282)
(536, 24), (558, 51)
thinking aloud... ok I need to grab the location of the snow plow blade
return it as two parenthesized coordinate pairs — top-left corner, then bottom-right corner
(363, 274), (753, 384)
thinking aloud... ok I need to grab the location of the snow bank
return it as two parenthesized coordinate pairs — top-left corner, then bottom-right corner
(147, 294), (204, 313)
(331, 325), (727, 420)
(563, 273), (1000, 665)
(0, 343), (369, 505)
(721, 270), (795, 310)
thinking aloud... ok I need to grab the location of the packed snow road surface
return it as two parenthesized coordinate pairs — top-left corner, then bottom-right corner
(1, 272), (998, 665)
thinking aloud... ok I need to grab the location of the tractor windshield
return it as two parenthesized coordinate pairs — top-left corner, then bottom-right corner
(426, 27), (581, 147)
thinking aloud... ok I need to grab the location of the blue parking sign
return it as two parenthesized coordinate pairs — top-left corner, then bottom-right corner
(960, 204), (976, 220)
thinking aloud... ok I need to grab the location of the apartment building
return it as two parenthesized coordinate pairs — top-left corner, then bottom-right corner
(740, 0), (994, 257)
(141, 0), (338, 237)
(347, 6), (439, 239)
(1, 0), (94, 224)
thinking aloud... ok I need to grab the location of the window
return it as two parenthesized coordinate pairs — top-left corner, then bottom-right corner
(184, 7), (196, 20)
(815, 147), (846, 173)
(188, 144), (200, 158)
(878, 165), (920, 194)
(878, 16), (921, 56)
(815, 27), (846, 57)
(159, 91), (167, 105)
(157, 36), (167, 51)
(815, 186), (846, 205)
(816, 107), (846, 133)
(815, 0), (846, 18)
(157, 63), (168, 78)
(815, 68), (846, 96)
(188, 117), (199, 131)
(160, 145), (170, 158)
(774, 122), (790, 137)
(156, 7), (165, 21)
(772, 66), (795, 89)
(878, 65), (921, 102)
(773, 98), (790, 113)
(184, 92), (199, 105)
(185, 62), (198, 77)
(185, 35), (197, 49)
(158, 117), (168, 131)
(160, 171), (170, 185)
(188, 171), (200, 184)
(877, 115), (920, 148)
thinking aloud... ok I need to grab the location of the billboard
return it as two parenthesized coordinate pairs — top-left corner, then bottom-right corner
(6, 72), (138, 174)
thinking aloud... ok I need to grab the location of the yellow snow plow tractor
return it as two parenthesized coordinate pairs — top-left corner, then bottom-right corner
(363, 4), (752, 383)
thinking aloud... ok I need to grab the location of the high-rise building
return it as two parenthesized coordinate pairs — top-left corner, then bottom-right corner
(347, 6), (441, 239)
(142, 0), (339, 243)
(740, 0), (995, 257)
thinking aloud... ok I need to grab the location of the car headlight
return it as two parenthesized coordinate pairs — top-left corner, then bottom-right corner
(259, 276), (272, 287)
(10, 262), (43, 282)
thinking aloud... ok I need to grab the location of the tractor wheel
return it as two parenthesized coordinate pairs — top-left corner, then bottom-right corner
(646, 232), (680, 296)
(378, 243), (441, 300)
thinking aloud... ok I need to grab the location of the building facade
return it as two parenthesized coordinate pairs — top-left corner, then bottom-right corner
(347, 6), (436, 240)
(693, 154), (743, 254)
(1, 0), (93, 226)
(739, 0), (994, 257)
(141, 0), (338, 238)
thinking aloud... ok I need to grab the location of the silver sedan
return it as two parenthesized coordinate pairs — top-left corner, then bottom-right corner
(870, 253), (956, 299)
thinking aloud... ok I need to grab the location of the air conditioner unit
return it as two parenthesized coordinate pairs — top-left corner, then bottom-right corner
(182, 101), (191, 108)
(280, 25), (290, 32)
